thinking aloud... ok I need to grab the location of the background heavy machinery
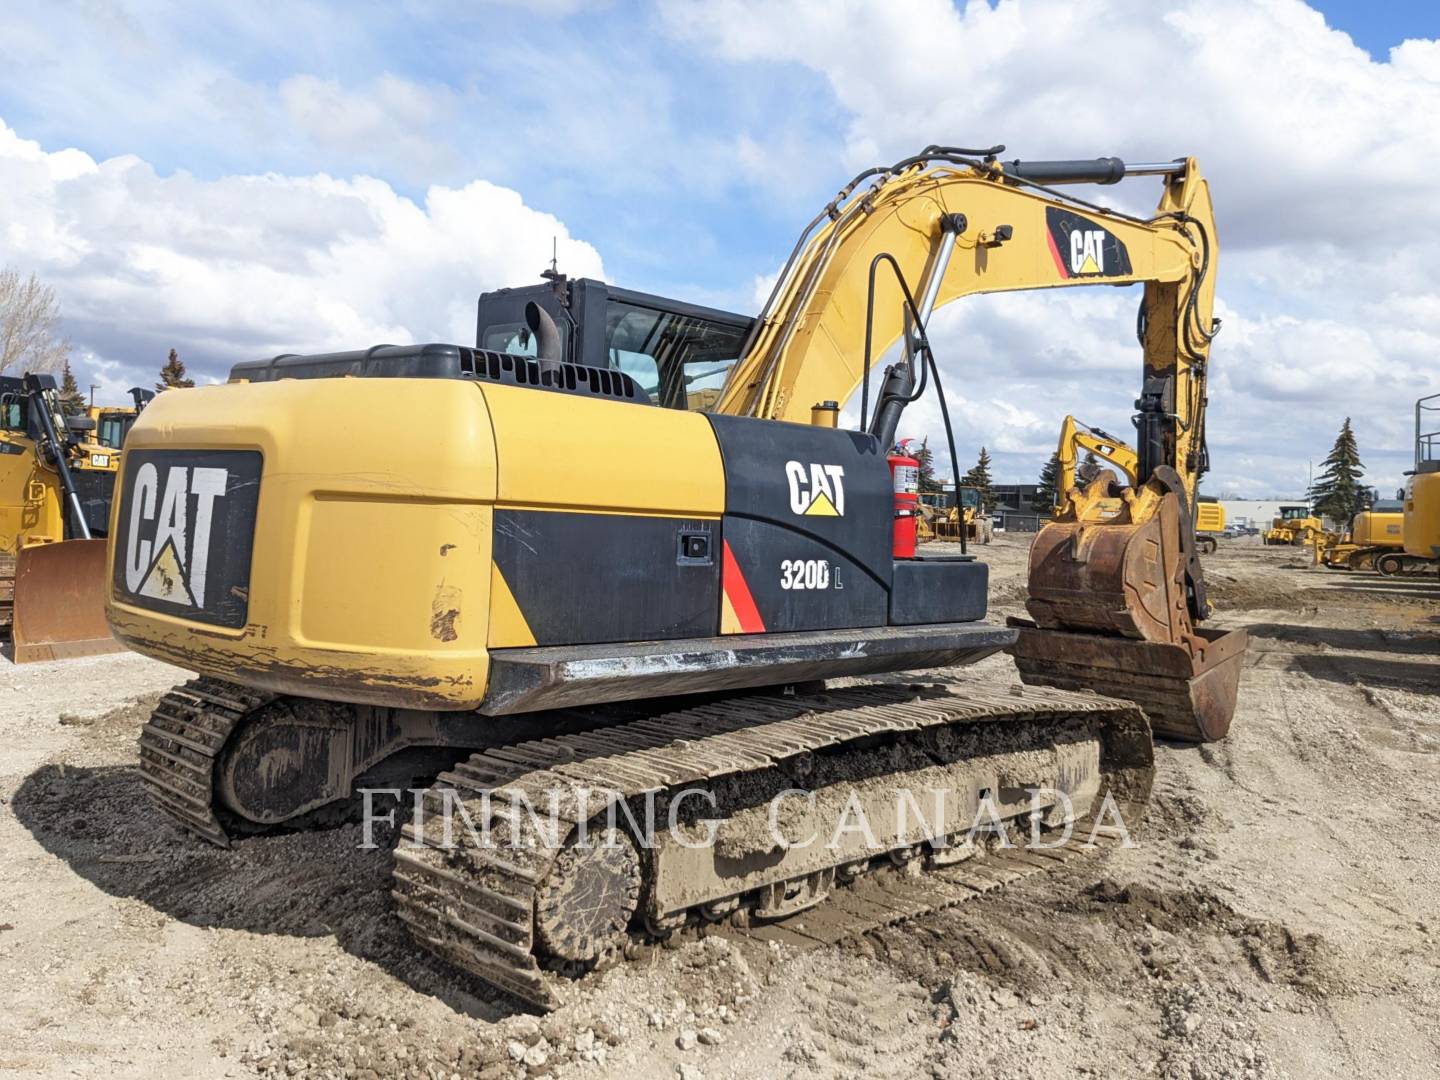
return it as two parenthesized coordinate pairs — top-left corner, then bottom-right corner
(110, 146), (1243, 1008)
(917, 485), (992, 544)
(1318, 500), (1404, 572)
(1396, 392), (1440, 577)
(0, 373), (134, 662)
(1263, 505), (1322, 546)
(1053, 415), (1224, 554)
(1194, 498), (1225, 555)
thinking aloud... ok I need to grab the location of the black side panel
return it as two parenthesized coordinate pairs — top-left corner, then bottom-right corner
(68, 468), (115, 539)
(112, 449), (263, 629)
(493, 509), (719, 646)
(889, 558), (989, 626)
(707, 414), (892, 632)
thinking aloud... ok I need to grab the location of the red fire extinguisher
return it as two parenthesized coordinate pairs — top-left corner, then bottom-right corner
(889, 438), (920, 559)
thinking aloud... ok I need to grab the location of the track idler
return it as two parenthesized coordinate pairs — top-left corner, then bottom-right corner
(1012, 491), (1247, 742)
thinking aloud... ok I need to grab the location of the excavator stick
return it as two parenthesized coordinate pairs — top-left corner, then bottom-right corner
(11, 539), (124, 664)
(1011, 493), (1246, 743)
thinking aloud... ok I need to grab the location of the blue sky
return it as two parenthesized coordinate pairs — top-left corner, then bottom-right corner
(0, 0), (1436, 498)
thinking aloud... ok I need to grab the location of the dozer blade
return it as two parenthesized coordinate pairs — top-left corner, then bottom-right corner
(11, 539), (125, 664)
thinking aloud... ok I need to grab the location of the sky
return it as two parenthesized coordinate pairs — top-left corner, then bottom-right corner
(0, 0), (1436, 499)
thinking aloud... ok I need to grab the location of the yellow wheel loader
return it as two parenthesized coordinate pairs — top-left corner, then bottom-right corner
(109, 146), (1246, 1008)
(0, 374), (141, 662)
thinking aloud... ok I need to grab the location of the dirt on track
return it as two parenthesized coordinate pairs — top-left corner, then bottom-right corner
(1, 534), (1437, 1079)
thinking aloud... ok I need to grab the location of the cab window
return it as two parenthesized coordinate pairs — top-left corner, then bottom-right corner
(604, 301), (746, 412)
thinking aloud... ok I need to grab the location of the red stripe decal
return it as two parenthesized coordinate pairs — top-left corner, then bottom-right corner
(1046, 227), (1069, 279)
(722, 540), (766, 633)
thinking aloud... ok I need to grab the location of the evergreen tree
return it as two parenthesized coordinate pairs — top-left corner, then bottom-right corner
(1076, 449), (1101, 485)
(961, 446), (995, 511)
(59, 358), (86, 415)
(1036, 452), (1062, 514)
(1308, 418), (1365, 524)
(914, 437), (944, 495)
(156, 348), (194, 391)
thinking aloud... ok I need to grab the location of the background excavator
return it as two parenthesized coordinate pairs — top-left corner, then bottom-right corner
(108, 145), (1245, 1008)
(0, 374), (144, 661)
(1398, 392), (1440, 577)
(1054, 414), (1224, 552)
(1317, 497), (1405, 572)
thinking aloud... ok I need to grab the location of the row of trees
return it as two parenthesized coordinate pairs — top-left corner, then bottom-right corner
(920, 415), (1367, 526)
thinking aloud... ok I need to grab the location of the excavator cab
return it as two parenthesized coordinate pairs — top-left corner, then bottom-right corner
(477, 278), (753, 413)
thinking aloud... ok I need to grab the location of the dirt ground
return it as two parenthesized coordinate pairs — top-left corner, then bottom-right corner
(1, 534), (1437, 1079)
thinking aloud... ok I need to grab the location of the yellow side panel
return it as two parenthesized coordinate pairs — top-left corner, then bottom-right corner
(300, 497), (491, 652)
(0, 434), (63, 553)
(1195, 502), (1225, 533)
(1351, 512), (1403, 546)
(107, 377), (498, 709)
(482, 382), (725, 516)
(1404, 473), (1440, 558)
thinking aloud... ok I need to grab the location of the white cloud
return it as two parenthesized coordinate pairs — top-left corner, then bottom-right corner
(0, 118), (603, 401)
(661, 0), (1440, 498)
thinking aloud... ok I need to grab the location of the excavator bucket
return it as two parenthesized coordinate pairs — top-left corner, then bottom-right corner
(1008, 620), (1246, 742)
(1010, 495), (1247, 742)
(11, 539), (124, 664)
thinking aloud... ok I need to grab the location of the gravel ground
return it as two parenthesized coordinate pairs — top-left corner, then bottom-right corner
(1, 534), (1436, 1079)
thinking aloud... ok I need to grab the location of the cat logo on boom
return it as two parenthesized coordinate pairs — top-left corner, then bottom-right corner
(786, 460), (846, 517)
(1045, 206), (1133, 280)
(124, 462), (230, 609)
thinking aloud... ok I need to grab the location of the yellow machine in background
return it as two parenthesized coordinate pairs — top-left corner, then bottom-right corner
(1397, 392), (1440, 577)
(111, 146), (1245, 1008)
(1053, 415), (1133, 521)
(919, 485), (992, 544)
(0, 374), (133, 661)
(1319, 504), (1404, 571)
(1194, 499), (1225, 555)
(1263, 505), (1322, 546)
(1054, 416), (1224, 554)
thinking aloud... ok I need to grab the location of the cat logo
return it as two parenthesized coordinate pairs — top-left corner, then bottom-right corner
(123, 462), (229, 609)
(786, 460), (846, 517)
(1070, 230), (1107, 275)
(1046, 206), (1133, 280)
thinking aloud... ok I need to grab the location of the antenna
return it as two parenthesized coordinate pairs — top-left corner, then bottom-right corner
(540, 235), (571, 310)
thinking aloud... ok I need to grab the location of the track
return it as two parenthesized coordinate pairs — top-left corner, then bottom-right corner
(137, 677), (278, 847)
(391, 681), (1152, 1009)
(0, 554), (13, 632)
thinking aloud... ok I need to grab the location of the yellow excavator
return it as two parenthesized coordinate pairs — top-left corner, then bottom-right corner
(0, 374), (140, 661)
(1397, 392), (1440, 577)
(1054, 415), (1223, 552)
(108, 146), (1245, 1008)
(1317, 499), (1404, 572)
